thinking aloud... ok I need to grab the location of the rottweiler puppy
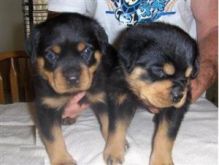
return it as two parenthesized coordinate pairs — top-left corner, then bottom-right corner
(103, 22), (199, 165)
(26, 13), (116, 165)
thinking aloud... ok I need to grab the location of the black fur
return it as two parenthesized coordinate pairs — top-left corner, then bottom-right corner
(26, 13), (117, 164)
(105, 22), (199, 164)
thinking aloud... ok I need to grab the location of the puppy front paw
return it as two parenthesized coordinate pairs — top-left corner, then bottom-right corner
(51, 153), (77, 165)
(103, 140), (129, 165)
(103, 149), (124, 165)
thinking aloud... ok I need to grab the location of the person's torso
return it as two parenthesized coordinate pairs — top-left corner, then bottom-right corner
(89, 0), (196, 44)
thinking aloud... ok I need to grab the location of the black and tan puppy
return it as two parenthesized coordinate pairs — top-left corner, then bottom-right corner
(103, 23), (199, 165)
(26, 13), (115, 165)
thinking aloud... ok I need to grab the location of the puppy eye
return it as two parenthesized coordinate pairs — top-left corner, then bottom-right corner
(151, 66), (167, 78)
(81, 45), (94, 63)
(45, 50), (58, 64)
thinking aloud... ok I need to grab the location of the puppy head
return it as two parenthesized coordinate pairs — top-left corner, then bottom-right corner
(119, 23), (199, 109)
(25, 13), (108, 94)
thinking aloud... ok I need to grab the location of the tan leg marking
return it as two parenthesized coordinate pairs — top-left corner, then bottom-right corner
(104, 121), (128, 165)
(43, 125), (76, 165)
(150, 119), (174, 165)
(98, 113), (109, 141)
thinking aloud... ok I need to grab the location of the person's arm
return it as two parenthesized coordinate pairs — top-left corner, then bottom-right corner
(190, 0), (218, 102)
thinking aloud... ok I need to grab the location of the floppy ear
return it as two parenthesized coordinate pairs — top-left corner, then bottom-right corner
(118, 48), (138, 73)
(92, 22), (109, 54)
(25, 27), (40, 63)
(119, 37), (147, 73)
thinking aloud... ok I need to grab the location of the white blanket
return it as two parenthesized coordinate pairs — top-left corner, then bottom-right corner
(0, 97), (217, 165)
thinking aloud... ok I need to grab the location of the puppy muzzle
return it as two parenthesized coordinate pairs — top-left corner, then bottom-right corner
(171, 86), (184, 103)
(171, 79), (188, 105)
(63, 68), (80, 86)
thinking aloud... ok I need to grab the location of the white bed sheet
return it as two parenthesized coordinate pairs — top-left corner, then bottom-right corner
(0, 97), (217, 165)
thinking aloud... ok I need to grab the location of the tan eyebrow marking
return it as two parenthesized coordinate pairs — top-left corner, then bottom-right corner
(163, 63), (175, 75)
(77, 42), (86, 52)
(51, 45), (62, 54)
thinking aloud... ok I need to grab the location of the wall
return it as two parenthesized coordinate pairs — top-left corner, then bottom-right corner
(0, 0), (24, 52)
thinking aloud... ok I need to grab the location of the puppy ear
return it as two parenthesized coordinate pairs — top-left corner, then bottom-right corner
(25, 27), (40, 63)
(119, 37), (145, 73)
(119, 50), (138, 73)
(92, 22), (108, 54)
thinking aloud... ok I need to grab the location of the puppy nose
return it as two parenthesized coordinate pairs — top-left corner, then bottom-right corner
(65, 72), (80, 84)
(171, 87), (183, 103)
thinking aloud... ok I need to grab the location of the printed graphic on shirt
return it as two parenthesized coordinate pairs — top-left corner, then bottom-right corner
(106, 0), (176, 25)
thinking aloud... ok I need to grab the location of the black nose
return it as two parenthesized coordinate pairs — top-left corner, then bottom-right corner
(64, 72), (80, 85)
(171, 86), (183, 103)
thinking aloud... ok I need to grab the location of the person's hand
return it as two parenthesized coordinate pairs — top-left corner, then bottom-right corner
(190, 60), (217, 103)
(62, 92), (89, 119)
(190, 78), (204, 103)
